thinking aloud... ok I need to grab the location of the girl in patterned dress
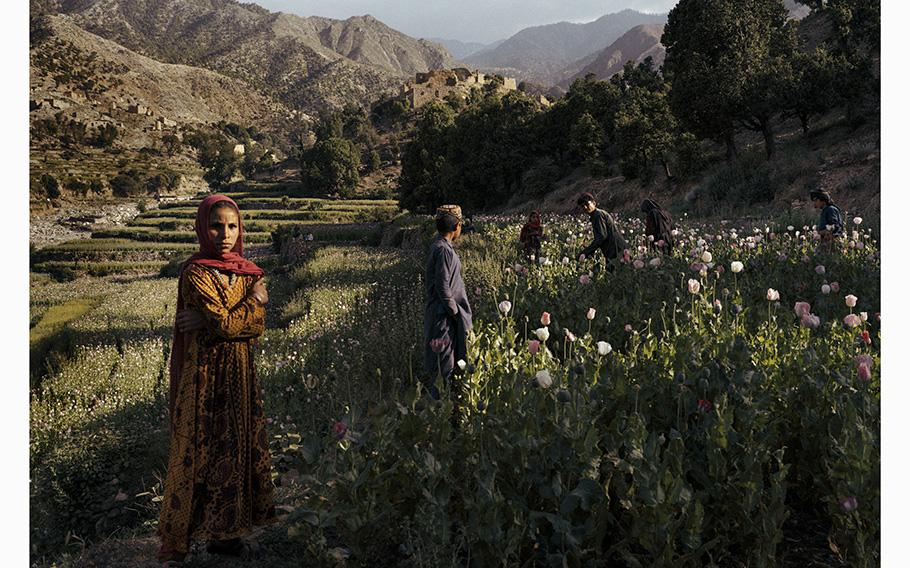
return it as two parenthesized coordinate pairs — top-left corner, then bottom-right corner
(158, 194), (276, 566)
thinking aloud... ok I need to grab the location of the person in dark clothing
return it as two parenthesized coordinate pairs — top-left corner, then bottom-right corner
(640, 199), (674, 252)
(810, 190), (844, 242)
(519, 211), (545, 258)
(576, 193), (628, 267)
(423, 204), (473, 399)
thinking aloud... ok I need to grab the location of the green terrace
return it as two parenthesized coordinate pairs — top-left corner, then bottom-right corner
(32, 260), (171, 276)
(89, 227), (275, 243)
(159, 197), (399, 211)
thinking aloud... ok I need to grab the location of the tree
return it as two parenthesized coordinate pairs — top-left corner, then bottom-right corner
(109, 172), (143, 197)
(300, 138), (361, 197)
(663, 0), (796, 159)
(201, 145), (240, 189)
(399, 101), (456, 211)
(568, 112), (603, 169)
(40, 174), (60, 199)
(367, 150), (381, 173)
(93, 124), (118, 148)
(615, 86), (677, 181)
(162, 133), (181, 155)
(784, 48), (845, 134)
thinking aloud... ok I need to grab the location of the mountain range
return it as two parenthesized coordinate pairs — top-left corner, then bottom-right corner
(37, 0), (455, 112)
(463, 9), (668, 85)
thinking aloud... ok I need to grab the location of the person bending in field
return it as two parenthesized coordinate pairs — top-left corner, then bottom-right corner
(576, 192), (628, 270)
(810, 189), (844, 248)
(158, 194), (275, 566)
(424, 204), (473, 398)
(641, 199), (674, 252)
(519, 210), (545, 259)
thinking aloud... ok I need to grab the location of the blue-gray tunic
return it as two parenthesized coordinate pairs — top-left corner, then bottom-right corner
(423, 236), (472, 382)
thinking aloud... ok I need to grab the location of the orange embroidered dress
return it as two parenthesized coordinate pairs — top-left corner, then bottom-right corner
(158, 196), (275, 558)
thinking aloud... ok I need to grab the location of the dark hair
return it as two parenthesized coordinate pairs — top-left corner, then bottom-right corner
(576, 192), (596, 207)
(436, 214), (460, 234)
(809, 190), (832, 204)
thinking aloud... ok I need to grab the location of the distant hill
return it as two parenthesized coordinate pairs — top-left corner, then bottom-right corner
(464, 9), (667, 85)
(428, 37), (492, 59)
(559, 24), (665, 87)
(41, 0), (456, 112)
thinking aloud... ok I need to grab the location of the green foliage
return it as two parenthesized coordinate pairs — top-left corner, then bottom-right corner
(40, 173), (60, 199)
(93, 123), (118, 148)
(663, 0), (796, 159)
(614, 61), (678, 181)
(161, 133), (181, 155)
(300, 138), (361, 198)
(785, 48), (847, 133)
(109, 171), (143, 197)
(398, 101), (456, 211)
(568, 112), (603, 168)
(366, 149), (381, 174)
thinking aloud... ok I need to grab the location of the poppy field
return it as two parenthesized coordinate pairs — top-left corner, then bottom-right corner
(29, 209), (880, 567)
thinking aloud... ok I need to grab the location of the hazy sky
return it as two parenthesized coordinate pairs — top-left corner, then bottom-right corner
(252, 1), (678, 44)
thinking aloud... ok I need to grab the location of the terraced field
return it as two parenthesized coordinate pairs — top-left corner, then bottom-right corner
(30, 188), (401, 278)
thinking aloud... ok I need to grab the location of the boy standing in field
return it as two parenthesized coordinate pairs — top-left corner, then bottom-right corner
(423, 204), (473, 398)
(576, 192), (628, 269)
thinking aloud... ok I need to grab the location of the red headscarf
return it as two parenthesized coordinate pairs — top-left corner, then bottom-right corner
(168, 194), (264, 421)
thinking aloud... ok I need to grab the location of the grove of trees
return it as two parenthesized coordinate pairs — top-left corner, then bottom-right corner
(397, 0), (879, 212)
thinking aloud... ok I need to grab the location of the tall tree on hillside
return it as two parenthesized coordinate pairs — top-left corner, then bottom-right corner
(300, 138), (361, 198)
(568, 112), (604, 170)
(442, 91), (539, 209)
(827, 0), (880, 120)
(616, 86), (677, 181)
(784, 48), (846, 134)
(663, 0), (796, 159)
(398, 101), (456, 211)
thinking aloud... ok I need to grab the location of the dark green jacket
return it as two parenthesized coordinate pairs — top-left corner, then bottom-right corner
(581, 209), (627, 260)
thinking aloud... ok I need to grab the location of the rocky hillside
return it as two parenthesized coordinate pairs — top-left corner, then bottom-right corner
(463, 9), (667, 85)
(39, 0), (455, 112)
(559, 24), (665, 87)
(30, 14), (290, 144)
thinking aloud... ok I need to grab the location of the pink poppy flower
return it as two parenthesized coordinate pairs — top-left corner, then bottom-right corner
(840, 496), (859, 512)
(845, 294), (858, 308)
(687, 279), (701, 294)
(843, 314), (862, 328)
(794, 302), (811, 317)
(586, 308), (596, 320)
(540, 311), (551, 326)
(579, 274), (591, 285)
(800, 313), (821, 329)
(855, 354), (873, 368)
(564, 329), (577, 342)
(332, 421), (348, 440)
(830, 281), (840, 293)
(528, 340), (541, 355)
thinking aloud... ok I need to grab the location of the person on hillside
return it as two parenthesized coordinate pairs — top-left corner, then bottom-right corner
(810, 189), (844, 246)
(424, 205), (473, 398)
(158, 194), (275, 566)
(640, 199), (674, 252)
(519, 210), (545, 259)
(576, 192), (628, 270)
